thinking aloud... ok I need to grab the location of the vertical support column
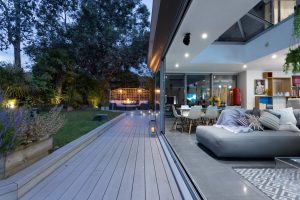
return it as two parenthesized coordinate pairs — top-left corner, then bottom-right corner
(184, 74), (187, 105)
(210, 73), (214, 97)
(160, 58), (166, 134)
(278, 0), (281, 22)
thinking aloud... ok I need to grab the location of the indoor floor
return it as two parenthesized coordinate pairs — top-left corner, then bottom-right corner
(165, 117), (275, 200)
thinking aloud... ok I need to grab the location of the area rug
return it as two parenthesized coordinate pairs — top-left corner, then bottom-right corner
(234, 168), (300, 200)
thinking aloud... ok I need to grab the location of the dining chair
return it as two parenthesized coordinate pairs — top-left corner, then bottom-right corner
(184, 106), (204, 134)
(172, 105), (183, 132)
(203, 105), (219, 125)
(180, 105), (190, 116)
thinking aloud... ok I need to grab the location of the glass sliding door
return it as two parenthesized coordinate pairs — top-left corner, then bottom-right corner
(165, 74), (185, 105)
(186, 75), (211, 107)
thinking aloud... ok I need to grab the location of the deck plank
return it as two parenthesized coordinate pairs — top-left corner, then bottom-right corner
(57, 125), (127, 200)
(144, 123), (160, 200)
(73, 122), (131, 200)
(102, 126), (139, 200)
(131, 121), (146, 200)
(155, 134), (183, 200)
(22, 125), (121, 200)
(87, 121), (135, 200)
(150, 132), (174, 200)
(20, 113), (182, 200)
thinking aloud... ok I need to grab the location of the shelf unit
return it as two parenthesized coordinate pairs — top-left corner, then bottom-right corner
(255, 74), (292, 109)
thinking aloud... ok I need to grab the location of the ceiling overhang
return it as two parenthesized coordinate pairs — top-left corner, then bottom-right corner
(147, 0), (191, 72)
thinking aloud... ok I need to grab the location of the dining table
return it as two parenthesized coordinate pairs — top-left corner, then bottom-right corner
(177, 107), (190, 117)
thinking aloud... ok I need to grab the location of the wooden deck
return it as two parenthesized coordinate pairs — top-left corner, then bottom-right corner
(21, 112), (182, 200)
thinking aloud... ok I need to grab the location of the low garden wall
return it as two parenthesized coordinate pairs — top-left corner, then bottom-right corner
(0, 137), (53, 179)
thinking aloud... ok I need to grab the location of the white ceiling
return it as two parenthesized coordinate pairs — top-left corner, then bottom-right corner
(165, 0), (294, 74)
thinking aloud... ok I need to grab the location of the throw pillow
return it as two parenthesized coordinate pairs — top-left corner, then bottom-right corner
(259, 111), (280, 130)
(269, 107), (297, 125)
(279, 122), (300, 132)
(264, 110), (281, 119)
(245, 114), (264, 131)
(237, 117), (249, 126)
(252, 107), (261, 117)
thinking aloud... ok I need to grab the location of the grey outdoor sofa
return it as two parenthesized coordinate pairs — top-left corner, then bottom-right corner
(196, 109), (300, 158)
(196, 126), (300, 158)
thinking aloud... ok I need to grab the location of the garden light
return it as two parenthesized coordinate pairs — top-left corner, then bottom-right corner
(6, 99), (17, 109)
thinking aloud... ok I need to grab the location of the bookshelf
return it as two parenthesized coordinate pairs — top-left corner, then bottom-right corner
(255, 73), (292, 109)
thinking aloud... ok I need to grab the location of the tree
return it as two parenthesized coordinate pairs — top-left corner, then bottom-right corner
(70, 0), (150, 84)
(0, 0), (36, 68)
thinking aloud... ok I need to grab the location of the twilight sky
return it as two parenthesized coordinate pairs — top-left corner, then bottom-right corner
(0, 0), (153, 67)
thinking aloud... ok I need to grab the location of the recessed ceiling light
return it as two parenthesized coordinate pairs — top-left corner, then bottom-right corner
(272, 54), (277, 59)
(243, 64), (247, 69)
(201, 33), (208, 39)
(184, 53), (189, 58)
(175, 63), (179, 68)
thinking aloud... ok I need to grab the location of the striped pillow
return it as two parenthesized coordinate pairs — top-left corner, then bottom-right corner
(259, 111), (280, 130)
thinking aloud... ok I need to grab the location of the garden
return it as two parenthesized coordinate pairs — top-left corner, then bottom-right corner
(0, 0), (153, 179)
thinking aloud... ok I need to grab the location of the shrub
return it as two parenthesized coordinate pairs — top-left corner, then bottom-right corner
(21, 106), (65, 144)
(0, 97), (28, 154)
(0, 95), (65, 153)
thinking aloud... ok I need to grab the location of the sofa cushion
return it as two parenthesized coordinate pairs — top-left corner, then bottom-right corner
(269, 107), (297, 125)
(279, 123), (300, 132)
(293, 109), (300, 127)
(259, 111), (280, 130)
(196, 126), (300, 158)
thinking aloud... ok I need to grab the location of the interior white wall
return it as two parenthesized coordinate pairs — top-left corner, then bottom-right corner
(238, 70), (296, 109)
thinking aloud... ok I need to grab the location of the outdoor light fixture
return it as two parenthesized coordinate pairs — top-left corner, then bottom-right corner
(6, 99), (16, 109)
(149, 119), (156, 134)
(243, 64), (247, 69)
(175, 63), (179, 68)
(272, 54), (277, 59)
(138, 89), (142, 93)
(201, 33), (208, 39)
(184, 53), (189, 58)
(183, 33), (190, 46)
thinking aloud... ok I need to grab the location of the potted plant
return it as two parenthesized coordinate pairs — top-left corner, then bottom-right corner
(284, 5), (300, 73)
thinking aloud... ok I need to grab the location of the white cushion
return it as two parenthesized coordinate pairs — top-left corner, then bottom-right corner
(270, 107), (297, 125)
(279, 122), (300, 132)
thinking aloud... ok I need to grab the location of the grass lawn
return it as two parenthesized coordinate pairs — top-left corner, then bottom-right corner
(53, 109), (121, 148)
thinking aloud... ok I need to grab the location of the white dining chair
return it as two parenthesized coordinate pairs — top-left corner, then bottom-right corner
(184, 106), (204, 134)
(180, 105), (190, 117)
(203, 105), (219, 125)
(171, 105), (183, 132)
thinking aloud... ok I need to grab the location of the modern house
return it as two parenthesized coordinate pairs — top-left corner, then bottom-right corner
(149, 0), (300, 199)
